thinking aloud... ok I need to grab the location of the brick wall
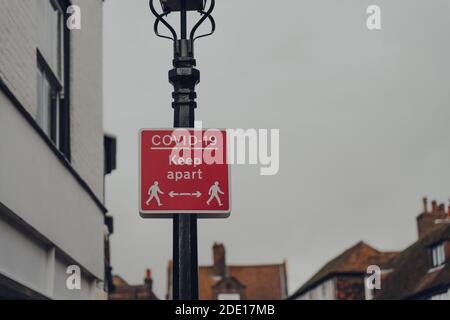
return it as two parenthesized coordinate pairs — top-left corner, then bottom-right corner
(70, 0), (104, 199)
(0, 0), (38, 116)
(336, 276), (365, 300)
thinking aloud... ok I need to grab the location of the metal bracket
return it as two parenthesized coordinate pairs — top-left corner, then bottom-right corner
(149, 0), (216, 43)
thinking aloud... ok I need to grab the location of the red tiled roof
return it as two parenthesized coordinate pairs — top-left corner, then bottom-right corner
(229, 264), (287, 300)
(167, 243), (288, 300)
(199, 263), (288, 300)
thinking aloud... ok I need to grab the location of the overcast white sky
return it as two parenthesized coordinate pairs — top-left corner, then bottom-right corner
(103, 0), (450, 298)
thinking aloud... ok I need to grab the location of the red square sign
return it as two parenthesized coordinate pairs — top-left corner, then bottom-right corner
(139, 129), (231, 218)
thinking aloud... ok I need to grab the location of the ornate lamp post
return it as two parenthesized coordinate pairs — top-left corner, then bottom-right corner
(149, 0), (216, 300)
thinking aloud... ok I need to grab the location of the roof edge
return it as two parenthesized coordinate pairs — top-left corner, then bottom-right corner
(288, 271), (364, 300)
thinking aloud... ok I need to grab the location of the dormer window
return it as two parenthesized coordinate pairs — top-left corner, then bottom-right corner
(431, 242), (446, 268)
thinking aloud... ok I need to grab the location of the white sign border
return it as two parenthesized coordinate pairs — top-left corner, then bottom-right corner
(138, 128), (232, 219)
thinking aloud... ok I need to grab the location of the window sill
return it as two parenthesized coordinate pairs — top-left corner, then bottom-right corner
(428, 264), (445, 274)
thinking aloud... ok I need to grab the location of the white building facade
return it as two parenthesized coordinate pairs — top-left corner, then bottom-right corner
(0, 0), (109, 299)
(296, 278), (336, 300)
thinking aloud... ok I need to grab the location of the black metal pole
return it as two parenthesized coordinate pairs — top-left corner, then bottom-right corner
(172, 0), (199, 300)
(180, 0), (187, 39)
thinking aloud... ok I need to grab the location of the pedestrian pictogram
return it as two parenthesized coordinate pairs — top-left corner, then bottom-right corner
(207, 182), (224, 206)
(146, 181), (165, 206)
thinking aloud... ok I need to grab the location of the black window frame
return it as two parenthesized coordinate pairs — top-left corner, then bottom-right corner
(36, 0), (71, 160)
(429, 241), (447, 269)
(60, 0), (71, 160)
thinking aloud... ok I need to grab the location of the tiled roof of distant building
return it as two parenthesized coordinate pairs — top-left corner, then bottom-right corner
(290, 241), (398, 299)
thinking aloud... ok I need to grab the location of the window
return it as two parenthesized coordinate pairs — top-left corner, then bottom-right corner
(429, 289), (450, 300)
(36, 0), (70, 158)
(37, 63), (61, 145)
(218, 293), (240, 300)
(298, 280), (335, 300)
(364, 276), (374, 300)
(321, 284), (327, 298)
(431, 243), (446, 268)
(37, 0), (64, 79)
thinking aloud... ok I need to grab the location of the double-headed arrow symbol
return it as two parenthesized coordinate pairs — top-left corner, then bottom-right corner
(169, 191), (202, 198)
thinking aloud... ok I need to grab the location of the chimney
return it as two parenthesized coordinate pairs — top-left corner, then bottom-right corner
(144, 268), (153, 290)
(212, 243), (226, 277)
(422, 197), (428, 213)
(431, 200), (438, 213)
(417, 198), (448, 238)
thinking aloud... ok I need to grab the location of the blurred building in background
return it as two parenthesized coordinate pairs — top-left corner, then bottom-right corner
(167, 243), (288, 300)
(109, 269), (159, 300)
(290, 198), (450, 300)
(374, 199), (450, 300)
(289, 242), (398, 300)
(0, 0), (115, 299)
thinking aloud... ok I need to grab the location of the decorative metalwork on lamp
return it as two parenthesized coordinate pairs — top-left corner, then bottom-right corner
(149, 0), (216, 123)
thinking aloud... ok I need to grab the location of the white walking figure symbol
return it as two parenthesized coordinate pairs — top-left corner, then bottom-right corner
(207, 181), (224, 207)
(146, 181), (164, 207)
